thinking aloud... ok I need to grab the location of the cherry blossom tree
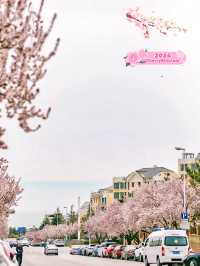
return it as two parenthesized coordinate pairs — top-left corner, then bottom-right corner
(85, 179), (200, 243)
(132, 179), (200, 230)
(0, 0), (59, 237)
(26, 223), (78, 242)
(0, 158), (23, 237)
(0, 0), (60, 149)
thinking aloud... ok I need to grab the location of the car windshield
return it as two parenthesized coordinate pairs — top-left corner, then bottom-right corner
(164, 236), (187, 246)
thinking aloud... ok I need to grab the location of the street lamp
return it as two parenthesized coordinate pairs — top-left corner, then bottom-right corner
(175, 146), (186, 211)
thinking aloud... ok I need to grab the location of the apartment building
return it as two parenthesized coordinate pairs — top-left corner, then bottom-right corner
(113, 171), (144, 201)
(113, 166), (178, 201)
(90, 186), (113, 213)
(178, 152), (200, 173)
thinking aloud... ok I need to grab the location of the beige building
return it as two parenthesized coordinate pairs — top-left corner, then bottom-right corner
(90, 186), (113, 213)
(113, 166), (178, 201)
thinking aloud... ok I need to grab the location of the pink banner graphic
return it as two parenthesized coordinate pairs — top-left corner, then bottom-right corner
(125, 50), (186, 66)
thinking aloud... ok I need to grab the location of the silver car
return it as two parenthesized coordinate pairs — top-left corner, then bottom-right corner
(44, 244), (58, 255)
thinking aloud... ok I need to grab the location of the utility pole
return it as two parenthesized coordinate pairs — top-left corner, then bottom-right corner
(77, 197), (81, 241)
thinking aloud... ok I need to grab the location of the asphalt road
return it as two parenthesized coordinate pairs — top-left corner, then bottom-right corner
(23, 247), (143, 266)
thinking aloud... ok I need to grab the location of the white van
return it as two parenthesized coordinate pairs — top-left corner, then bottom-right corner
(143, 229), (189, 266)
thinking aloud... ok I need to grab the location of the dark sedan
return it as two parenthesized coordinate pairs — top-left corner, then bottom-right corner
(184, 253), (200, 266)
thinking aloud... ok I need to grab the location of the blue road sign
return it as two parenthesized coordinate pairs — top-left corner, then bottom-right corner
(181, 212), (188, 220)
(17, 227), (26, 234)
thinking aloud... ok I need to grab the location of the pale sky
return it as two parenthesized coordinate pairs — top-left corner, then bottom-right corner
(4, 0), (200, 227)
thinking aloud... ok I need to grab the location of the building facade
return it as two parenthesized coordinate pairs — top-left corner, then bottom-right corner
(178, 152), (200, 174)
(113, 166), (178, 201)
(90, 186), (113, 213)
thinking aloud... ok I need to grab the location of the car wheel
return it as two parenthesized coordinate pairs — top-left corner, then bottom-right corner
(189, 259), (198, 266)
(156, 257), (162, 266)
(144, 257), (150, 266)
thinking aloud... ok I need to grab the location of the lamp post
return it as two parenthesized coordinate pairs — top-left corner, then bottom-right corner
(175, 146), (186, 211)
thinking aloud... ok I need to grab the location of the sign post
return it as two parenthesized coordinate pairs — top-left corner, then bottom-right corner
(180, 212), (190, 230)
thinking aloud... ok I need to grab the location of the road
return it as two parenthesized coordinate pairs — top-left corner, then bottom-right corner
(23, 247), (143, 266)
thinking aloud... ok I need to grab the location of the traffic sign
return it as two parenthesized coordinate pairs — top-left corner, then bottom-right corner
(17, 227), (26, 234)
(181, 212), (189, 220)
(180, 220), (190, 230)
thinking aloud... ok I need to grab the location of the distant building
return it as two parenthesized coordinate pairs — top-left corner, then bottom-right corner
(113, 166), (178, 201)
(90, 186), (113, 213)
(79, 201), (90, 220)
(178, 152), (200, 174)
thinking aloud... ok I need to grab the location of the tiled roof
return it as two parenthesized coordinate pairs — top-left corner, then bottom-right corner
(136, 166), (173, 179)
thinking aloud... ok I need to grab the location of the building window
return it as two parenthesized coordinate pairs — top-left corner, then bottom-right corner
(119, 192), (125, 199)
(114, 192), (119, 199)
(138, 182), (141, 187)
(120, 182), (126, 189)
(101, 197), (107, 205)
(180, 164), (184, 171)
(114, 183), (120, 189)
(180, 164), (188, 171)
(132, 182), (135, 187)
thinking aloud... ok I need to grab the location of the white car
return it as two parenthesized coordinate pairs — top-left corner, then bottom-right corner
(44, 244), (58, 255)
(18, 238), (29, 247)
(85, 244), (96, 256)
(54, 239), (65, 247)
(143, 229), (189, 266)
(134, 242), (145, 262)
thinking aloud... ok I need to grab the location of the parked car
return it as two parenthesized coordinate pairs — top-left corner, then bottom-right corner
(85, 244), (96, 256)
(79, 246), (87, 256)
(92, 245), (101, 257)
(44, 244), (58, 255)
(69, 246), (82, 255)
(143, 229), (189, 266)
(18, 238), (29, 247)
(112, 245), (125, 259)
(31, 241), (45, 247)
(184, 253), (200, 266)
(97, 242), (117, 257)
(121, 245), (136, 260)
(134, 242), (145, 262)
(54, 239), (65, 247)
(103, 244), (118, 258)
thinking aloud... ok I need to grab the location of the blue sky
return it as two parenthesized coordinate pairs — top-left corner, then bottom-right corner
(4, 0), (200, 227)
